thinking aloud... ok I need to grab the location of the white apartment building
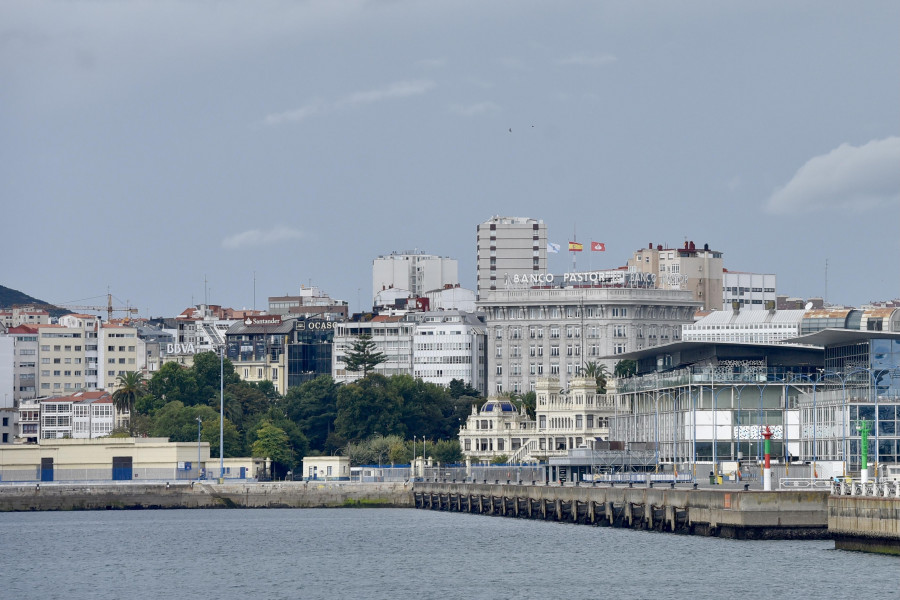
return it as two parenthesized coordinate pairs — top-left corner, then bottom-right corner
(7, 325), (38, 404)
(98, 324), (141, 391)
(332, 315), (416, 384)
(39, 391), (115, 440)
(627, 241), (724, 310)
(36, 314), (100, 395)
(0, 306), (51, 328)
(478, 285), (701, 395)
(476, 216), (547, 300)
(18, 399), (39, 443)
(722, 271), (777, 309)
(412, 311), (486, 394)
(459, 376), (616, 463)
(372, 251), (459, 303)
(682, 308), (806, 344)
(172, 304), (246, 356)
(0, 335), (13, 408)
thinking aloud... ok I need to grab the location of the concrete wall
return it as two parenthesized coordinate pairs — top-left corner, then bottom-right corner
(0, 481), (413, 511)
(829, 495), (900, 555)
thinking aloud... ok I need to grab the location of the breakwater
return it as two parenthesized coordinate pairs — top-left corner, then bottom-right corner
(413, 482), (830, 540)
(829, 494), (900, 555)
(0, 481), (413, 511)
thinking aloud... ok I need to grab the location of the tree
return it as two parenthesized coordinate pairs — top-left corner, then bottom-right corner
(284, 375), (340, 453)
(343, 333), (387, 376)
(111, 371), (147, 435)
(251, 421), (294, 479)
(148, 362), (199, 406)
(582, 361), (609, 394)
(334, 374), (402, 442)
(615, 359), (637, 378)
(448, 378), (480, 399)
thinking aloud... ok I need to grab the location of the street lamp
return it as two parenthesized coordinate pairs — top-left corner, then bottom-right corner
(196, 417), (202, 481)
(219, 344), (224, 483)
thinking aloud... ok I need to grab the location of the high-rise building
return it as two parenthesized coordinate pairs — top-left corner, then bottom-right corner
(476, 216), (547, 300)
(372, 251), (458, 304)
(722, 270), (777, 309)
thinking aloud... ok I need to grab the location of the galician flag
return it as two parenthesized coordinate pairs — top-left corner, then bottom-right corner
(547, 242), (560, 254)
(591, 242), (606, 251)
(568, 241), (583, 252)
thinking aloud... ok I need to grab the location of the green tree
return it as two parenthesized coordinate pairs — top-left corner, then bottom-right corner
(251, 421), (294, 479)
(582, 361), (609, 394)
(343, 333), (386, 376)
(148, 362), (199, 406)
(448, 378), (480, 399)
(111, 371), (147, 435)
(334, 374), (402, 442)
(284, 375), (340, 452)
(614, 359), (637, 378)
(192, 351), (240, 406)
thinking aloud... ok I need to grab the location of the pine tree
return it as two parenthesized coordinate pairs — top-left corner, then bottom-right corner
(343, 333), (387, 376)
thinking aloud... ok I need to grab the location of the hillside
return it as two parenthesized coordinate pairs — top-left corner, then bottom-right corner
(0, 284), (65, 317)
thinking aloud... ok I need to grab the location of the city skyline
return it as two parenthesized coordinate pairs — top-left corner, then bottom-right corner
(3, 1), (898, 317)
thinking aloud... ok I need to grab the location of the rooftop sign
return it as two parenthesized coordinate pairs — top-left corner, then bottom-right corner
(244, 315), (282, 326)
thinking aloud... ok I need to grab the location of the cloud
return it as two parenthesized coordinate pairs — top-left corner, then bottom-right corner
(263, 101), (324, 125)
(449, 101), (501, 117)
(338, 79), (435, 107)
(222, 226), (304, 249)
(765, 137), (900, 214)
(558, 53), (617, 67)
(264, 80), (435, 126)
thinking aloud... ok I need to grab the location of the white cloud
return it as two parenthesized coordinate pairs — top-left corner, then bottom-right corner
(766, 137), (900, 214)
(558, 53), (617, 67)
(264, 80), (435, 126)
(263, 101), (324, 125)
(449, 101), (500, 117)
(338, 79), (435, 107)
(222, 226), (304, 249)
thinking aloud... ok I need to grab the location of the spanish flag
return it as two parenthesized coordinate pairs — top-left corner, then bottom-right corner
(568, 241), (583, 252)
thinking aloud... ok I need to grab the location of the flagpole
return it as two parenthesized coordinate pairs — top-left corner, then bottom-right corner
(572, 225), (577, 273)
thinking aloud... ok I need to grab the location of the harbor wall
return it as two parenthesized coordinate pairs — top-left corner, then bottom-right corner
(0, 481), (413, 511)
(828, 495), (900, 555)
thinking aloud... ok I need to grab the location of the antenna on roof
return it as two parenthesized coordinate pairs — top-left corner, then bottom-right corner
(804, 302), (813, 311)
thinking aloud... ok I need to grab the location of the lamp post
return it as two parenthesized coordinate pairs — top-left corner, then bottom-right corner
(219, 345), (224, 483)
(196, 417), (202, 481)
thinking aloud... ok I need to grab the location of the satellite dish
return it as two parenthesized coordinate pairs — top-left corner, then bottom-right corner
(804, 302), (813, 310)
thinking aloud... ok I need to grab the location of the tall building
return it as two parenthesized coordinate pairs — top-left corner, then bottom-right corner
(36, 314), (100, 395)
(99, 323), (141, 391)
(372, 252), (458, 304)
(6, 325), (39, 405)
(722, 270), (777, 309)
(478, 286), (701, 395)
(476, 216), (547, 300)
(627, 241), (724, 310)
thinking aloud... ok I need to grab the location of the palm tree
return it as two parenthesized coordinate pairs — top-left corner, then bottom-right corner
(111, 371), (147, 436)
(581, 361), (609, 394)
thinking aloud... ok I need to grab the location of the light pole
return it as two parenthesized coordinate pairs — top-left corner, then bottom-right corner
(219, 345), (224, 483)
(196, 417), (202, 481)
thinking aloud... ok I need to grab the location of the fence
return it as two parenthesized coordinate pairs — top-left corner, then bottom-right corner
(0, 467), (201, 484)
(831, 479), (900, 497)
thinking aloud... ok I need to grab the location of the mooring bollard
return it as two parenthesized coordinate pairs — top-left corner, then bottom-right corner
(670, 482), (675, 489)
(744, 483), (750, 491)
(692, 483), (698, 490)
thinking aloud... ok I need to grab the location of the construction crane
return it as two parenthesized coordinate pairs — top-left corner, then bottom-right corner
(54, 293), (139, 323)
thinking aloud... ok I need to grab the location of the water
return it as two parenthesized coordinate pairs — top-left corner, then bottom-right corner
(2, 508), (897, 600)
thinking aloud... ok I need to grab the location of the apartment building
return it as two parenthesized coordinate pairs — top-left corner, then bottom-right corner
(722, 270), (777, 309)
(412, 310), (487, 394)
(39, 391), (116, 440)
(372, 251), (459, 303)
(99, 323), (142, 391)
(7, 325), (38, 404)
(627, 241), (724, 311)
(36, 314), (100, 395)
(0, 306), (51, 328)
(476, 216), (547, 299)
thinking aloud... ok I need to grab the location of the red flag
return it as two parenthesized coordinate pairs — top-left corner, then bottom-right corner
(568, 241), (583, 252)
(591, 242), (606, 252)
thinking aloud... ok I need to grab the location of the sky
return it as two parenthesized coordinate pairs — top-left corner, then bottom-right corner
(2, 1), (898, 318)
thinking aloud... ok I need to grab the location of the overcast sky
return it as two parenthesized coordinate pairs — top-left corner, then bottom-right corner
(2, 1), (898, 318)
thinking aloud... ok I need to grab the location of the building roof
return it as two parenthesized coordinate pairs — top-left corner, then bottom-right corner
(7, 324), (39, 334)
(688, 308), (806, 327)
(784, 329), (900, 347)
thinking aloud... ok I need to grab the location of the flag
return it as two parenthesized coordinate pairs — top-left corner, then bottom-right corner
(591, 241), (606, 252)
(547, 242), (560, 254)
(568, 241), (583, 252)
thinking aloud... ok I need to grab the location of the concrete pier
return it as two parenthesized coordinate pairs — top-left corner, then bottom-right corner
(413, 482), (830, 540)
(0, 481), (413, 511)
(828, 495), (900, 555)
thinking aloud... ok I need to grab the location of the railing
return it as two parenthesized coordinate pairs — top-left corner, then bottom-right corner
(778, 477), (833, 490)
(831, 479), (900, 497)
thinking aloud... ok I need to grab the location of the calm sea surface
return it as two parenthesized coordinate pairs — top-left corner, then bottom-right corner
(2, 508), (897, 600)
